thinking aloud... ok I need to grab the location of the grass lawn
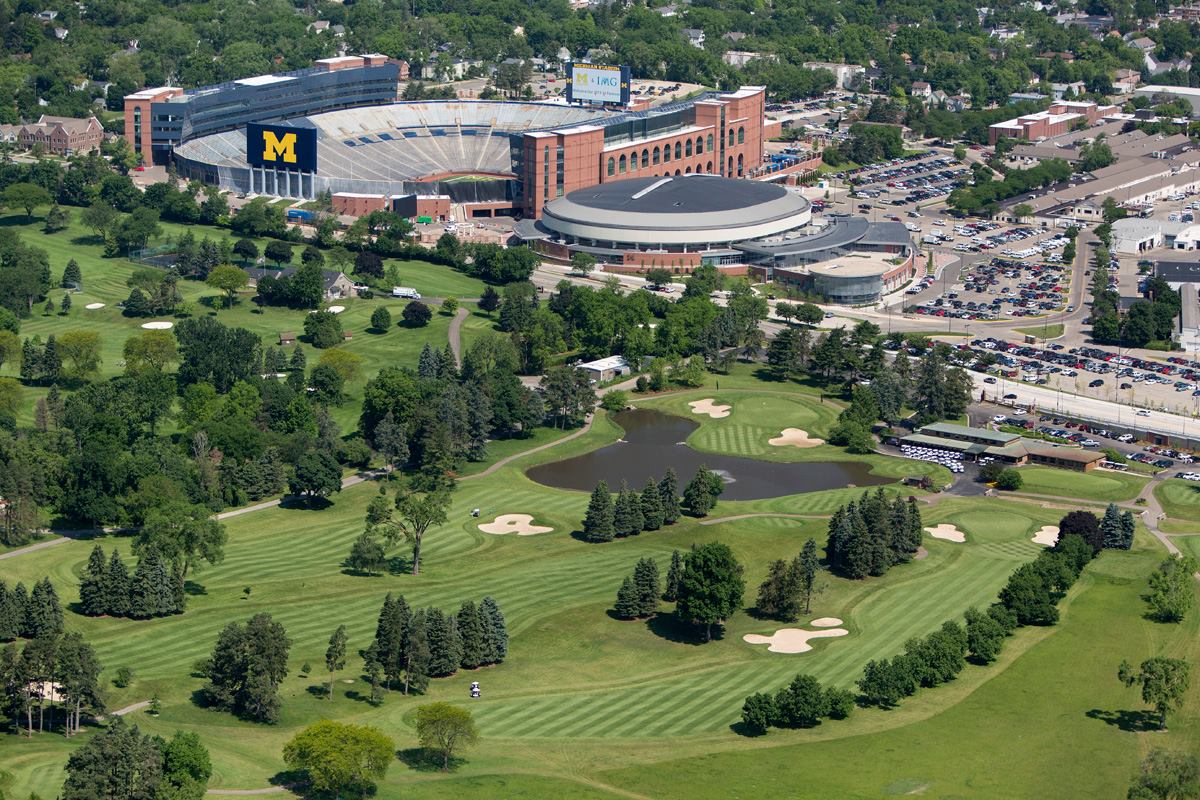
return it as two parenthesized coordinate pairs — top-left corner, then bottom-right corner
(1014, 322), (1065, 339)
(1015, 466), (1149, 503)
(1154, 479), (1200, 522)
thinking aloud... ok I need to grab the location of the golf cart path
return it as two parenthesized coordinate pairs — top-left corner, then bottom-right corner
(448, 305), (469, 366)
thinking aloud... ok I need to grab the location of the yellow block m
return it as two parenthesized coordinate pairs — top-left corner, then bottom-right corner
(261, 131), (297, 163)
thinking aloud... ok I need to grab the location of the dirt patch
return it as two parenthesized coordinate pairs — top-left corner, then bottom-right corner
(914, 546), (929, 560)
(768, 427), (824, 448)
(924, 523), (966, 543)
(1031, 525), (1059, 546)
(743, 625), (849, 654)
(478, 513), (553, 536)
(688, 398), (731, 419)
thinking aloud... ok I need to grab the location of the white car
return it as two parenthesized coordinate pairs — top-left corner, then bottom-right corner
(993, 414), (1006, 423)
(1136, 409), (1151, 417)
(1118, 433), (1135, 442)
(1012, 408), (1027, 415)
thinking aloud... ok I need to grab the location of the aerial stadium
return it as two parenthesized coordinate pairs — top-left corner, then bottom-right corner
(126, 55), (769, 218)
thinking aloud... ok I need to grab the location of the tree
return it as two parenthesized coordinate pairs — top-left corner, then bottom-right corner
(354, 251), (384, 279)
(478, 286), (500, 314)
(27, 577), (64, 637)
(1126, 748), (1200, 800)
(995, 468), (1023, 491)
(393, 489), (451, 575)
(303, 310), (344, 349)
(283, 720), (394, 799)
(160, 731), (213, 799)
(402, 300), (433, 327)
(963, 606), (1005, 664)
(740, 692), (775, 734)
(370, 306), (392, 332)
(3, 182), (52, 219)
(415, 703), (479, 771)
(633, 557), (661, 617)
(263, 240), (293, 268)
(289, 451), (342, 503)
(659, 469), (681, 525)
(373, 411), (409, 473)
(613, 481), (645, 537)
(44, 203), (69, 233)
(675, 542), (746, 641)
(61, 717), (162, 800)
(614, 575), (641, 619)
(347, 532), (387, 575)
(582, 481), (615, 542)
(81, 201), (120, 240)
(441, 297), (459, 316)
(682, 466), (724, 517)
(202, 613), (291, 723)
(479, 596), (507, 664)
(137, 502), (227, 583)
(663, 549), (684, 602)
(204, 264), (249, 308)
(1145, 554), (1198, 623)
(797, 538), (820, 614)
(773, 674), (830, 728)
(325, 625), (348, 699)
(232, 239), (258, 263)
(1119, 657), (1191, 730)
(57, 330), (103, 378)
(639, 478), (664, 531)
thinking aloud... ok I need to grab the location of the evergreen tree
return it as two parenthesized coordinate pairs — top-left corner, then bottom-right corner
(10, 582), (29, 636)
(27, 577), (63, 638)
(456, 601), (487, 669)
(798, 538), (820, 614)
(425, 608), (462, 677)
(325, 625), (347, 699)
(639, 478), (664, 531)
(614, 576), (640, 619)
(60, 292), (72, 314)
(479, 596), (507, 664)
(129, 551), (178, 619)
(682, 466), (723, 517)
(613, 481), (644, 537)
(582, 481), (615, 543)
(372, 594), (410, 691)
(61, 717), (163, 800)
(1100, 503), (1123, 549)
(0, 581), (20, 640)
(417, 343), (440, 379)
(79, 546), (108, 616)
(403, 609), (431, 694)
(373, 410), (409, 473)
(756, 560), (789, 619)
(633, 557), (661, 617)
(102, 550), (131, 617)
(1119, 510), (1135, 550)
(663, 550), (684, 602)
(658, 469), (681, 525)
(62, 259), (82, 287)
(346, 531), (386, 575)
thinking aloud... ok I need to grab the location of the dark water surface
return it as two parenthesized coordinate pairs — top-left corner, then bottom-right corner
(526, 408), (890, 501)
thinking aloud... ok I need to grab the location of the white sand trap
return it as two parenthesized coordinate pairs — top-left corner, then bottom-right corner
(140, 321), (173, 330)
(743, 626), (849, 654)
(1031, 525), (1060, 546)
(478, 513), (553, 536)
(809, 617), (843, 628)
(327, 305), (345, 314)
(84, 302), (105, 310)
(768, 427), (825, 448)
(688, 398), (731, 418)
(924, 523), (966, 543)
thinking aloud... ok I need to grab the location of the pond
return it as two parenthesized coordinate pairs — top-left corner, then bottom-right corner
(526, 408), (891, 501)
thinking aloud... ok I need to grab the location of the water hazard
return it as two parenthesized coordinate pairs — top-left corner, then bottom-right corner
(526, 408), (890, 501)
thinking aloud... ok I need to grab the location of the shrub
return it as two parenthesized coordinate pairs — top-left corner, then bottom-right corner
(995, 468), (1023, 491)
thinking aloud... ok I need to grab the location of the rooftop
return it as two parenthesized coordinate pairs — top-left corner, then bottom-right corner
(918, 422), (1019, 444)
(557, 175), (789, 215)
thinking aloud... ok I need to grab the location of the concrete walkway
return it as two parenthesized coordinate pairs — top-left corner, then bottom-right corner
(447, 305), (470, 366)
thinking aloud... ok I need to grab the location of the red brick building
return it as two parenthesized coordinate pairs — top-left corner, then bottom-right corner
(14, 115), (104, 155)
(988, 100), (1119, 144)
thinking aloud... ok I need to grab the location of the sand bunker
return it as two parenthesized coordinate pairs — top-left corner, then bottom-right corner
(1031, 525), (1060, 546)
(924, 523), (966, 543)
(478, 513), (553, 536)
(688, 398), (731, 418)
(327, 305), (345, 314)
(809, 617), (843, 628)
(743, 626), (849, 654)
(140, 321), (173, 330)
(84, 302), (105, 310)
(768, 427), (824, 448)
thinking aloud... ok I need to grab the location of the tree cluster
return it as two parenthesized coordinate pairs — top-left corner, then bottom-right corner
(0, 578), (63, 642)
(948, 158), (1072, 215)
(1, 629), (103, 738)
(825, 491), (923, 579)
(582, 469), (682, 542)
(198, 612), (291, 723)
(78, 546), (185, 620)
(674, 542), (746, 642)
(62, 720), (212, 800)
(614, 558), (661, 620)
(756, 538), (822, 621)
(740, 673), (856, 734)
(856, 619), (969, 707)
(1145, 554), (1197, 624)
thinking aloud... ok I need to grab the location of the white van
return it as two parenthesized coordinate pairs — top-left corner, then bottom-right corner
(392, 287), (422, 299)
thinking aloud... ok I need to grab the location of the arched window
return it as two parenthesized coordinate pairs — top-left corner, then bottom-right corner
(629, 152), (637, 171)
(706, 160), (713, 173)
(619, 154), (627, 174)
(738, 126), (745, 144)
(653, 146), (660, 165)
(706, 133), (713, 152)
(728, 129), (734, 146)
(737, 154), (743, 176)
(675, 169), (681, 175)
(607, 157), (615, 176)
(727, 156), (733, 174)
(663, 145), (670, 163)
(685, 166), (692, 174)
(674, 142), (682, 160)
(685, 140), (693, 157)
(642, 148), (649, 168)
(695, 136), (703, 154)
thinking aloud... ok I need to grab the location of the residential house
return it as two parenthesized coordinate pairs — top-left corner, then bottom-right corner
(35, 9), (57, 21)
(243, 267), (356, 301)
(911, 81), (932, 100)
(1144, 52), (1191, 76)
(723, 50), (776, 67)
(723, 31), (747, 43)
(53, 27), (68, 40)
(803, 62), (865, 90)
(1112, 68), (1141, 94)
(16, 115), (104, 155)
(681, 28), (705, 48)
(1129, 36), (1157, 53)
(1050, 81), (1086, 100)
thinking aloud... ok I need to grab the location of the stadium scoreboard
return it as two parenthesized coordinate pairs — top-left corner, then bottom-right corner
(566, 63), (632, 106)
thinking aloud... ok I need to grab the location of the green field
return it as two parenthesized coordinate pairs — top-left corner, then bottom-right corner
(4, 361), (1194, 799)
(1015, 466), (1149, 503)
(1154, 479), (1200, 523)
(1014, 323), (1065, 339)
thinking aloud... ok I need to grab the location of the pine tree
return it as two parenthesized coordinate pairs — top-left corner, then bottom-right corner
(1100, 503), (1124, 549)
(633, 557), (661, 617)
(798, 538), (820, 614)
(62, 259), (81, 287)
(756, 559), (789, 618)
(663, 550), (684, 602)
(479, 596), (507, 664)
(0, 581), (20, 640)
(457, 601), (487, 669)
(325, 625), (347, 699)
(843, 503), (872, 579)
(417, 343), (441, 379)
(640, 478), (664, 531)
(79, 545), (108, 616)
(42, 334), (61, 383)
(582, 481), (615, 542)
(614, 577), (640, 619)
(130, 551), (174, 619)
(1119, 510), (1135, 550)
(613, 481), (644, 537)
(289, 344), (307, 374)
(102, 550), (131, 618)
(659, 469), (681, 525)
(425, 608), (463, 677)
(60, 292), (72, 314)
(373, 594), (410, 691)
(403, 610), (431, 694)
(27, 578), (64, 638)
(906, 497), (924, 554)
(10, 582), (29, 637)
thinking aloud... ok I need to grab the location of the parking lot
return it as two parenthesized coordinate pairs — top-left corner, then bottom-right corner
(844, 153), (969, 206)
